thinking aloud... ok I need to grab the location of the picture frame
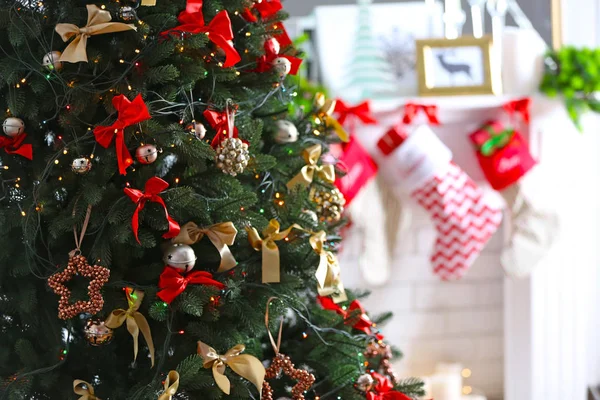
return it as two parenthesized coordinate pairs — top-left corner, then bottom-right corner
(416, 36), (501, 96)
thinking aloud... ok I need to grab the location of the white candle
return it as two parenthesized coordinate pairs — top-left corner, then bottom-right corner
(429, 373), (462, 400)
(444, 0), (462, 14)
(443, 0), (466, 39)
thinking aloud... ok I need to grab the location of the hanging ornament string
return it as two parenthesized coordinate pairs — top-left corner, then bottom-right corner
(265, 296), (284, 354)
(71, 204), (93, 257)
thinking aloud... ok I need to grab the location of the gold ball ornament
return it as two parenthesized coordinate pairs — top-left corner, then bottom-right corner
(215, 138), (249, 176)
(2, 117), (25, 137)
(274, 120), (298, 144)
(186, 121), (206, 140)
(163, 243), (197, 272)
(71, 157), (92, 174)
(271, 57), (292, 79)
(84, 319), (113, 346)
(42, 51), (63, 71)
(310, 187), (346, 223)
(135, 144), (158, 164)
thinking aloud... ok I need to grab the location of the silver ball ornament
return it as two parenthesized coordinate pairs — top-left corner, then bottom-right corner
(2, 118), (25, 137)
(271, 57), (292, 79)
(163, 243), (197, 272)
(215, 138), (249, 176)
(274, 120), (298, 144)
(42, 51), (63, 71)
(71, 157), (92, 174)
(186, 121), (206, 140)
(135, 144), (158, 164)
(355, 374), (374, 392)
(119, 6), (137, 21)
(84, 319), (113, 346)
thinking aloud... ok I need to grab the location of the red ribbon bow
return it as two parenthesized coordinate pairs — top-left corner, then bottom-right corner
(161, 1), (241, 68)
(242, 1), (291, 48)
(503, 97), (531, 124)
(318, 296), (381, 337)
(124, 177), (181, 244)
(0, 133), (32, 160)
(94, 94), (151, 175)
(334, 100), (377, 126)
(255, 37), (302, 76)
(366, 373), (412, 400)
(203, 109), (239, 148)
(402, 102), (440, 125)
(157, 267), (225, 304)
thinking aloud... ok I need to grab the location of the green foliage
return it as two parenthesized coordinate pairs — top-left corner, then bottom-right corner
(540, 46), (600, 131)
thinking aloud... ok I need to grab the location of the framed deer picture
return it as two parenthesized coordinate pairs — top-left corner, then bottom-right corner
(416, 36), (501, 96)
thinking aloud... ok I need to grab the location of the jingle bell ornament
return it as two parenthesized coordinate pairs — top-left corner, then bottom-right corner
(119, 6), (137, 21)
(355, 374), (374, 392)
(135, 144), (158, 164)
(84, 319), (113, 346)
(215, 137), (249, 176)
(272, 57), (292, 79)
(2, 117), (24, 137)
(163, 243), (197, 272)
(186, 121), (206, 140)
(72, 157), (92, 174)
(42, 51), (63, 71)
(274, 120), (298, 144)
(310, 187), (346, 223)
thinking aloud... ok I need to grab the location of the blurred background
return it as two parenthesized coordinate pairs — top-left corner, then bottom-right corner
(278, 0), (600, 399)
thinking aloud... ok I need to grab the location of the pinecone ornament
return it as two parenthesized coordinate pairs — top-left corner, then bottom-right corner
(310, 187), (346, 223)
(215, 137), (249, 176)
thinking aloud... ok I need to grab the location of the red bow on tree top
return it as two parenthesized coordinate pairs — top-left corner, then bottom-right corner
(334, 100), (377, 126)
(157, 267), (225, 304)
(124, 177), (180, 244)
(94, 94), (150, 175)
(203, 108), (239, 148)
(256, 37), (302, 75)
(318, 296), (382, 338)
(402, 102), (440, 125)
(366, 373), (412, 400)
(161, 2), (241, 68)
(503, 97), (531, 124)
(0, 133), (32, 160)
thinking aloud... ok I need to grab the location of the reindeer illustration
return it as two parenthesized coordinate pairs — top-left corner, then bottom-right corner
(436, 53), (472, 84)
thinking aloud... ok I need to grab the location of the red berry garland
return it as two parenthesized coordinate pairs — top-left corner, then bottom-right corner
(47, 254), (110, 320)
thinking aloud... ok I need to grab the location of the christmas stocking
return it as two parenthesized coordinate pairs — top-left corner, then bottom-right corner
(377, 125), (503, 280)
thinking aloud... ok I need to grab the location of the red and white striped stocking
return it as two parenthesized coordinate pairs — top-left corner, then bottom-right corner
(378, 125), (503, 280)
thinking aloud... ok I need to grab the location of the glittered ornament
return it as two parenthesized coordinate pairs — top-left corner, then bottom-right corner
(119, 6), (137, 21)
(47, 254), (110, 320)
(271, 57), (292, 79)
(2, 117), (25, 137)
(310, 187), (346, 223)
(355, 374), (375, 392)
(42, 51), (63, 71)
(163, 243), (197, 272)
(215, 137), (249, 176)
(186, 121), (206, 140)
(262, 353), (315, 400)
(84, 319), (113, 346)
(72, 157), (92, 174)
(274, 120), (298, 144)
(135, 144), (158, 164)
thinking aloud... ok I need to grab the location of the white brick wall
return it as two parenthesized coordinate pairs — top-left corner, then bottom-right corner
(340, 195), (505, 400)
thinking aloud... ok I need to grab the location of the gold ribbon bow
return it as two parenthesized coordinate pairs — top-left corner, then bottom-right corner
(157, 371), (180, 400)
(197, 341), (265, 395)
(73, 380), (101, 400)
(309, 231), (347, 303)
(55, 5), (136, 63)
(287, 144), (336, 190)
(314, 93), (349, 143)
(246, 220), (301, 283)
(105, 288), (155, 367)
(173, 222), (238, 272)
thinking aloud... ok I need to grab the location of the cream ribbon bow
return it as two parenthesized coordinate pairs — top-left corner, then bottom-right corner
(157, 371), (180, 400)
(287, 144), (336, 190)
(310, 231), (347, 303)
(73, 380), (100, 400)
(172, 222), (238, 272)
(55, 5), (136, 63)
(314, 93), (349, 142)
(197, 341), (265, 395)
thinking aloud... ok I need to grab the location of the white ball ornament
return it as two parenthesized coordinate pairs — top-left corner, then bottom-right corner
(135, 144), (158, 164)
(71, 157), (92, 174)
(163, 243), (197, 273)
(271, 57), (292, 79)
(274, 120), (298, 144)
(2, 118), (25, 137)
(42, 51), (63, 71)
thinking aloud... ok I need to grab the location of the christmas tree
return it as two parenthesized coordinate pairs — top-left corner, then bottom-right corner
(0, 1), (423, 399)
